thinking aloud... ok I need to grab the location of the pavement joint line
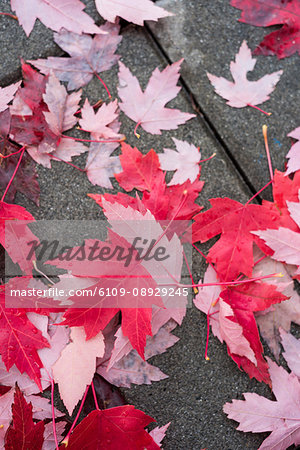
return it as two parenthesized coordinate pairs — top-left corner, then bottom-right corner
(144, 23), (263, 203)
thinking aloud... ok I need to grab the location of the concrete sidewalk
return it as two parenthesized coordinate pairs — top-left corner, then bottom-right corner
(1, 0), (298, 448)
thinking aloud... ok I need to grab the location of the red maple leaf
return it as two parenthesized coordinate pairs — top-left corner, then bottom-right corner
(105, 142), (203, 232)
(231, 0), (300, 58)
(50, 231), (165, 358)
(0, 285), (50, 390)
(59, 405), (160, 449)
(220, 281), (287, 384)
(191, 197), (280, 281)
(263, 169), (300, 232)
(5, 385), (45, 449)
(9, 63), (58, 150)
(0, 200), (38, 273)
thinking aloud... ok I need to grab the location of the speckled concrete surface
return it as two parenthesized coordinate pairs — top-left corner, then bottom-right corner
(0, 1), (294, 448)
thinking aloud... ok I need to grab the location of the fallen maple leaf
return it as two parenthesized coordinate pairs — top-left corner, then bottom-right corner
(0, 285), (50, 390)
(10, 0), (101, 37)
(0, 201), (39, 273)
(262, 170), (300, 233)
(158, 138), (201, 185)
(111, 142), (204, 228)
(231, 0), (300, 58)
(5, 385), (45, 450)
(280, 329), (300, 378)
(253, 251), (300, 359)
(95, 0), (171, 25)
(191, 197), (280, 281)
(286, 126), (300, 175)
(224, 358), (300, 449)
(98, 320), (178, 387)
(253, 202), (300, 269)
(116, 143), (164, 192)
(53, 327), (104, 414)
(0, 82), (21, 113)
(59, 405), (160, 449)
(149, 423), (171, 448)
(118, 59), (195, 135)
(0, 150), (40, 205)
(79, 99), (122, 140)
(194, 265), (287, 382)
(10, 69), (87, 168)
(29, 23), (122, 90)
(207, 40), (282, 108)
(85, 123), (122, 188)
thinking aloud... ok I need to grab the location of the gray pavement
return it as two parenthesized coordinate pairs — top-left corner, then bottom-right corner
(1, 0), (297, 448)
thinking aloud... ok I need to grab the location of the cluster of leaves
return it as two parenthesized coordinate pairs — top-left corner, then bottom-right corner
(0, 0), (299, 448)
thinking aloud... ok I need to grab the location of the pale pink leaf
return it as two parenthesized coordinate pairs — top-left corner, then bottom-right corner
(253, 254), (300, 359)
(11, 0), (101, 37)
(101, 320), (178, 387)
(79, 99), (122, 140)
(85, 118), (122, 188)
(53, 327), (104, 414)
(118, 59), (195, 134)
(286, 127), (300, 175)
(0, 81), (21, 112)
(107, 307), (181, 370)
(29, 23), (121, 90)
(27, 138), (87, 168)
(95, 0), (171, 26)
(43, 421), (67, 450)
(149, 422), (171, 447)
(97, 350), (168, 388)
(219, 299), (256, 364)
(207, 40), (282, 108)
(253, 228), (300, 267)
(194, 266), (222, 341)
(224, 358), (300, 449)
(28, 394), (64, 420)
(43, 73), (81, 134)
(159, 138), (201, 185)
(287, 194), (300, 228)
(280, 330), (300, 378)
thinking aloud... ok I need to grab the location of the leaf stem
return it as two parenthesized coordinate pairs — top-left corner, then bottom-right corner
(134, 121), (141, 139)
(198, 153), (216, 164)
(262, 125), (274, 182)
(1, 146), (25, 202)
(51, 155), (86, 172)
(245, 179), (273, 206)
(204, 314), (210, 361)
(61, 134), (124, 144)
(62, 385), (89, 446)
(94, 72), (111, 98)
(247, 104), (271, 116)
(91, 380), (99, 410)
(0, 12), (18, 20)
(162, 272), (282, 289)
(183, 248), (198, 294)
(0, 147), (24, 159)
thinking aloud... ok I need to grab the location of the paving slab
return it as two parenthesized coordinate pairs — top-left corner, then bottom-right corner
(0, 6), (276, 449)
(149, 0), (300, 199)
